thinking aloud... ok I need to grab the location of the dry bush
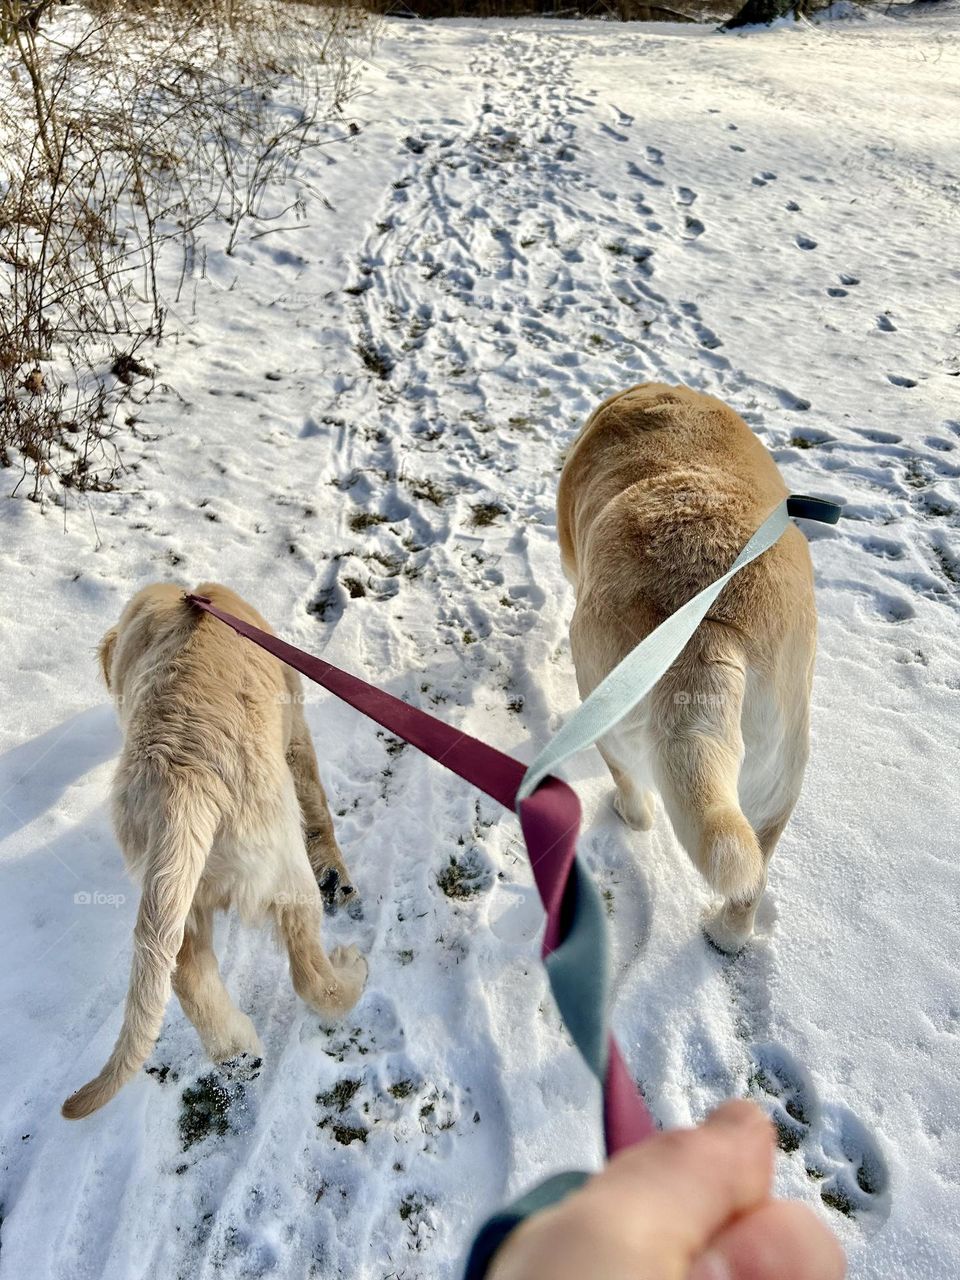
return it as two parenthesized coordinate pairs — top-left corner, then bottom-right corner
(365, 0), (726, 18)
(0, 0), (373, 501)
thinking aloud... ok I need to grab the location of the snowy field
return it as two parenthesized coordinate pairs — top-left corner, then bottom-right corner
(2, 6), (959, 1278)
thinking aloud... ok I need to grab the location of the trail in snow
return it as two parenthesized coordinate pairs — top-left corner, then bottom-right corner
(1, 11), (958, 1280)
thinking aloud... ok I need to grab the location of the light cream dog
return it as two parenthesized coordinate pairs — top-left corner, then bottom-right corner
(558, 383), (817, 952)
(62, 583), (367, 1120)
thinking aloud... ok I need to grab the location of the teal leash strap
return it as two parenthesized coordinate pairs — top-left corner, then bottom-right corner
(465, 492), (840, 1280)
(518, 495), (809, 807)
(464, 1173), (591, 1280)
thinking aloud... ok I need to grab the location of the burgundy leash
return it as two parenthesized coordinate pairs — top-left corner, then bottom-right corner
(183, 496), (841, 1276)
(184, 592), (655, 1157)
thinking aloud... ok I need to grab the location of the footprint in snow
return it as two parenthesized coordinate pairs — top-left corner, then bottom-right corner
(694, 322), (722, 351)
(839, 273), (860, 286)
(750, 1044), (890, 1224)
(876, 314), (897, 332)
(682, 215), (705, 240)
(862, 536), (906, 561)
(308, 991), (406, 1060)
(827, 288), (848, 298)
(852, 426), (901, 444)
(646, 145), (664, 165)
(794, 234), (818, 251)
(750, 1044), (816, 1154)
(752, 170), (778, 187)
(627, 160), (665, 188)
(675, 186), (697, 206)
(816, 1107), (891, 1221)
(177, 1054), (262, 1154)
(785, 200), (801, 211)
(874, 592), (916, 623)
(888, 373), (917, 388)
(774, 387), (811, 412)
(788, 428), (834, 449)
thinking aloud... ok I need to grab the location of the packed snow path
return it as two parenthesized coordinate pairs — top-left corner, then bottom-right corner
(1, 11), (959, 1280)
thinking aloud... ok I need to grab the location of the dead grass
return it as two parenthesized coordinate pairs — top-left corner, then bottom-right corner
(470, 499), (507, 528)
(0, 0), (374, 502)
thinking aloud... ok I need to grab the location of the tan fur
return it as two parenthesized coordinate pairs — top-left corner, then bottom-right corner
(62, 583), (366, 1120)
(557, 384), (817, 951)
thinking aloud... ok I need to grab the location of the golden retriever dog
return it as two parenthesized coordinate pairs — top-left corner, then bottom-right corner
(62, 583), (367, 1120)
(558, 384), (817, 952)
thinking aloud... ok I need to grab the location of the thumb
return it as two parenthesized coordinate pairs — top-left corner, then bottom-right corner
(583, 1100), (775, 1270)
(688, 1200), (846, 1280)
(489, 1102), (776, 1280)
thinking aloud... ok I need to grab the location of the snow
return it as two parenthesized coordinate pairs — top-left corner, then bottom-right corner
(2, 7), (959, 1279)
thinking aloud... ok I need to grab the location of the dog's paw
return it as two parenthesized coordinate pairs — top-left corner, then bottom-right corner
(613, 786), (655, 831)
(204, 1010), (264, 1064)
(703, 906), (753, 955)
(316, 863), (359, 916)
(331, 943), (367, 979)
(331, 944), (368, 1004)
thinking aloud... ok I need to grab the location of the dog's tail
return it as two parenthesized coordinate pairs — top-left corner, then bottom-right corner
(62, 785), (217, 1120)
(650, 622), (764, 903)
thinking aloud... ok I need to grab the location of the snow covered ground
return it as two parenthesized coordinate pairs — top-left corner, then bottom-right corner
(2, 6), (959, 1278)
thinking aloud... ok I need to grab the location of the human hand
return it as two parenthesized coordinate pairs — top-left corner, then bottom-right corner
(488, 1100), (845, 1280)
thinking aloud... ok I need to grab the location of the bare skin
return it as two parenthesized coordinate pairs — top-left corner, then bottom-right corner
(489, 1101), (845, 1280)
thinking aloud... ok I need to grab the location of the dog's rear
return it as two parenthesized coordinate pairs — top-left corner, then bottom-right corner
(558, 384), (816, 950)
(63, 584), (365, 1119)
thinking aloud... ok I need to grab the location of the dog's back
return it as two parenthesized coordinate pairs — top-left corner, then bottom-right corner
(105, 582), (293, 881)
(558, 383), (817, 950)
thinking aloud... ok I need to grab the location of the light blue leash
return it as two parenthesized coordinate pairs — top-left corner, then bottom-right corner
(466, 491), (841, 1280)
(516, 495), (841, 809)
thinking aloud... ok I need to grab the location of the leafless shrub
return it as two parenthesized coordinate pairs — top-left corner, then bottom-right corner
(0, 0), (373, 503)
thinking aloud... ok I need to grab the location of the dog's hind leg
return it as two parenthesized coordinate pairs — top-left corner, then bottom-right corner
(705, 664), (811, 952)
(570, 600), (655, 831)
(703, 813), (790, 953)
(284, 681), (356, 913)
(173, 903), (262, 1063)
(273, 884), (367, 1018)
(259, 773), (367, 1017)
(649, 626), (766, 931)
(597, 733), (656, 831)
